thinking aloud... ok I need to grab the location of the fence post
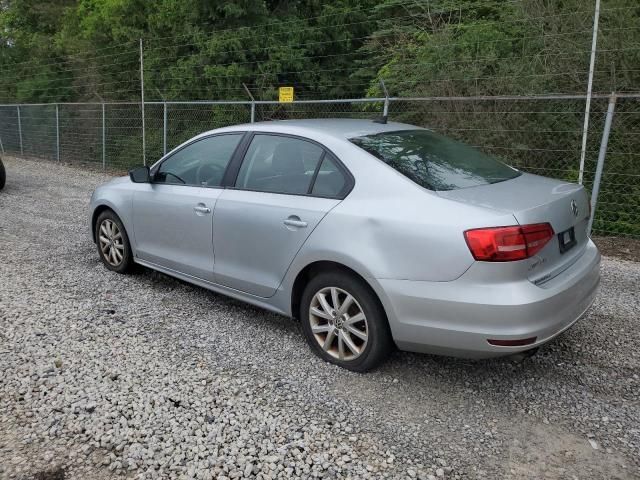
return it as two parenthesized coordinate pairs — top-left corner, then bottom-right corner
(139, 38), (146, 166)
(163, 102), (168, 155)
(588, 92), (616, 236)
(243, 83), (255, 123)
(102, 103), (106, 169)
(380, 79), (390, 120)
(55, 104), (60, 162)
(578, 0), (601, 184)
(17, 105), (23, 155)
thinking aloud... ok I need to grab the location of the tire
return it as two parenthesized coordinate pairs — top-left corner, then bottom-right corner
(300, 271), (393, 372)
(0, 159), (5, 190)
(95, 210), (134, 273)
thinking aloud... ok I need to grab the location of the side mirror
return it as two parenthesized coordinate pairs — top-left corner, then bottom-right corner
(129, 166), (150, 183)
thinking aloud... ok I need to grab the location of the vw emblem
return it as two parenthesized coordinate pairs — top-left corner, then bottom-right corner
(570, 199), (579, 217)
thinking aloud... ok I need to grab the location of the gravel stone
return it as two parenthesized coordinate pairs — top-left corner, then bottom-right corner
(0, 156), (639, 480)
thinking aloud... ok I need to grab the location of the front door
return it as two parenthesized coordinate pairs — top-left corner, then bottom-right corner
(132, 133), (244, 281)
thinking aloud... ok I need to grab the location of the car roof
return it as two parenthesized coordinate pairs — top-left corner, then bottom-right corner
(210, 118), (423, 140)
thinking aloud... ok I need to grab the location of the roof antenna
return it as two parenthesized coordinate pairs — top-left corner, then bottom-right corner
(373, 79), (389, 124)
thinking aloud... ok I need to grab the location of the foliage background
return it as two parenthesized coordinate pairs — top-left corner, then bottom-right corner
(0, 0), (638, 235)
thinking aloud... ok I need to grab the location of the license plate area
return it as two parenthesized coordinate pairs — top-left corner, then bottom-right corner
(558, 227), (576, 254)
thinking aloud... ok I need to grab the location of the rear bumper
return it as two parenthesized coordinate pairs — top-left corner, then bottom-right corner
(376, 240), (601, 358)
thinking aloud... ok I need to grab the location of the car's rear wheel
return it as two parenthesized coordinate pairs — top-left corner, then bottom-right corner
(300, 271), (392, 372)
(95, 210), (133, 273)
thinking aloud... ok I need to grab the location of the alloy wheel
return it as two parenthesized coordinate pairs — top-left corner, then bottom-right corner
(309, 286), (368, 361)
(98, 219), (125, 267)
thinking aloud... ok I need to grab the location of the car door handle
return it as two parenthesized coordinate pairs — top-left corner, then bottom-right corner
(284, 216), (308, 228)
(193, 204), (211, 215)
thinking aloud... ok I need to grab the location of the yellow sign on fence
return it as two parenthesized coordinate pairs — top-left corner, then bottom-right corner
(278, 86), (294, 103)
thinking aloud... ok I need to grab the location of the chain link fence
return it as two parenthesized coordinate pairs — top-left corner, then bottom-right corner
(0, 94), (638, 238)
(593, 96), (640, 237)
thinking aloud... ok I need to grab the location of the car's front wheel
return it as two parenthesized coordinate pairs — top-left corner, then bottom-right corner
(95, 210), (133, 273)
(300, 271), (392, 372)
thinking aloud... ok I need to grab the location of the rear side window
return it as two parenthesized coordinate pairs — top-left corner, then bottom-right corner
(235, 135), (324, 195)
(350, 129), (521, 191)
(312, 155), (347, 198)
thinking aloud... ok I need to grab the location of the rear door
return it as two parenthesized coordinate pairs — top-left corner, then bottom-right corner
(133, 133), (243, 281)
(212, 134), (351, 297)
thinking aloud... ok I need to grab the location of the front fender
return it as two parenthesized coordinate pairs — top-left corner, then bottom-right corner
(88, 182), (136, 253)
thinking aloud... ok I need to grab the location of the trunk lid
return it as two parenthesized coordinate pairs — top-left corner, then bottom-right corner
(438, 173), (591, 283)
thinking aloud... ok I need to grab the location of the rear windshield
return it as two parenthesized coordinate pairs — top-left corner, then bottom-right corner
(350, 129), (521, 191)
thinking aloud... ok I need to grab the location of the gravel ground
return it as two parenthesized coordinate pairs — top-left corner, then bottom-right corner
(0, 156), (639, 480)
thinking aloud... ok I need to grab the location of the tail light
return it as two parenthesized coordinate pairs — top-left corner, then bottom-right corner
(464, 223), (554, 262)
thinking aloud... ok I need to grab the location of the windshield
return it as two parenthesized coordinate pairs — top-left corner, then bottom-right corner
(350, 129), (521, 191)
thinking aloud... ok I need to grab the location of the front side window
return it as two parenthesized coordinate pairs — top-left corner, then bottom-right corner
(350, 129), (521, 191)
(155, 134), (242, 186)
(235, 135), (324, 195)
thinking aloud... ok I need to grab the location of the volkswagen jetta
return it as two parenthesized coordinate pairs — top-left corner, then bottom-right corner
(89, 119), (600, 371)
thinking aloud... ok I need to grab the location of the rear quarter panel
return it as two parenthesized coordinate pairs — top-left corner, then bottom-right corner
(292, 190), (518, 282)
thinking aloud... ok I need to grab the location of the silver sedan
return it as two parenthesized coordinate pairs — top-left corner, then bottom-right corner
(89, 119), (600, 371)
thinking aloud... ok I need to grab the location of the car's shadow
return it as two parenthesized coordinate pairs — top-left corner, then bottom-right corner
(111, 261), (613, 397)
